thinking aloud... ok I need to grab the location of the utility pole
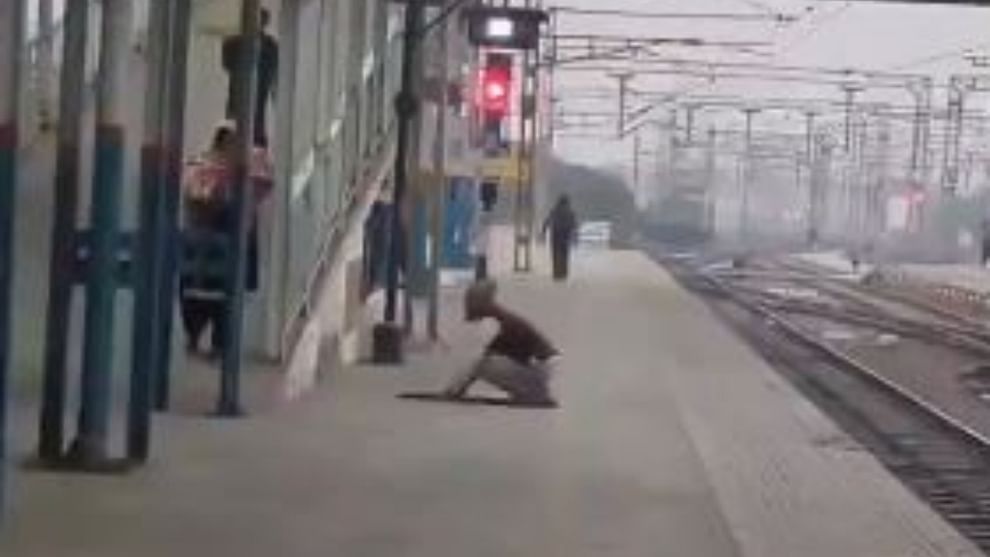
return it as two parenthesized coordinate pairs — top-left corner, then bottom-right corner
(515, 49), (531, 272)
(403, 3), (427, 335)
(68, 0), (134, 467)
(908, 78), (932, 180)
(632, 132), (641, 202)
(128, 0), (192, 459)
(514, 9), (541, 274)
(428, 0), (451, 340)
(794, 151), (803, 237)
(854, 113), (869, 249)
(36, 0), (56, 131)
(740, 107), (759, 243)
(804, 111), (816, 165)
(128, 0), (172, 460)
(546, 7), (559, 148)
(684, 105), (696, 144)
(155, 0), (193, 411)
(942, 77), (965, 193)
(525, 27), (541, 269)
(219, 0), (262, 416)
(612, 71), (634, 136)
(873, 114), (891, 247)
(841, 83), (863, 153)
(653, 119), (663, 197)
(376, 0), (426, 363)
(39, 0), (89, 463)
(704, 126), (717, 235)
(0, 0), (26, 522)
(666, 109), (678, 193)
(804, 111), (816, 244)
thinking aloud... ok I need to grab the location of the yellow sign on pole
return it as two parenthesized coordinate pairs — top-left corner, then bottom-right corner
(481, 144), (530, 186)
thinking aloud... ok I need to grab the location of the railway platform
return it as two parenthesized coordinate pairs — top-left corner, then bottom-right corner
(0, 245), (980, 556)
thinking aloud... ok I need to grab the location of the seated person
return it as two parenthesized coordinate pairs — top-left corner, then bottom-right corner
(443, 280), (561, 407)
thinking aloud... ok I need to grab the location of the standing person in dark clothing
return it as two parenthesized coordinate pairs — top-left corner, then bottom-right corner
(362, 197), (390, 299)
(222, 7), (278, 146)
(443, 281), (561, 407)
(542, 195), (578, 281)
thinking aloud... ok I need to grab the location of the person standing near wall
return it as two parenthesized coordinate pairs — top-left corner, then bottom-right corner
(222, 7), (278, 146)
(362, 195), (390, 299)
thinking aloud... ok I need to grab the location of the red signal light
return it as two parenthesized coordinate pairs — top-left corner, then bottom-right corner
(484, 80), (507, 103)
(479, 66), (511, 116)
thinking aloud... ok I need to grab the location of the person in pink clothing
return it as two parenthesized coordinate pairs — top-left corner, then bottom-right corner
(180, 123), (272, 356)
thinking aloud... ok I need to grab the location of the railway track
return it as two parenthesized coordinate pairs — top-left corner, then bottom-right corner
(776, 257), (990, 337)
(653, 248), (990, 554)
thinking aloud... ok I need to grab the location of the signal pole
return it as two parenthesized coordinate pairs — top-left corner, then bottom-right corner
(739, 107), (759, 243)
(613, 72), (635, 136)
(841, 83), (864, 153)
(427, 0), (451, 340)
(36, 0), (56, 131)
(0, 0), (26, 522)
(375, 0), (426, 363)
(218, 0), (262, 416)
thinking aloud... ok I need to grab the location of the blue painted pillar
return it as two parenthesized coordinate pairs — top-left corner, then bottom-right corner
(0, 0), (26, 523)
(155, 0), (192, 412)
(69, 0), (134, 467)
(38, 2), (89, 464)
(408, 196), (430, 297)
(127, 0), (172, 463)
(443, 178), (476, 268)
(38, 0), (89, 464)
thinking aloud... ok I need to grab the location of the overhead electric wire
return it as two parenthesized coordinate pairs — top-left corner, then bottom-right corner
(732, 0), (786, 17)
(549, 6), (798, 23)
(885, 41), (990, 72)
(547, 49), (923, 84)
(550, 33), (773, 48)
(554, 65), (912, 90)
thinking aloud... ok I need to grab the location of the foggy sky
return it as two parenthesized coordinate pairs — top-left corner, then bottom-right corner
(552, 0), (990, 172)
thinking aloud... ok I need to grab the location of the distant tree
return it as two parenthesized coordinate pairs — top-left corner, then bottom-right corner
(543, 157), (637, 247)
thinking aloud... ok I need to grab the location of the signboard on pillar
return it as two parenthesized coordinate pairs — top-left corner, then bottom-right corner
(481, 143), (530, 186)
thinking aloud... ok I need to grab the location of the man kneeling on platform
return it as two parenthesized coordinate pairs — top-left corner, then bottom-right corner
(443, 280), (561, 407)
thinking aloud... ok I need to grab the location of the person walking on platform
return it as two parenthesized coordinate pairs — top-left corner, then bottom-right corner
(222, 7), (278, 147)
(180, 123), (272, 357)
(443, 281), (561, 407)
(542, 195), (578, 281)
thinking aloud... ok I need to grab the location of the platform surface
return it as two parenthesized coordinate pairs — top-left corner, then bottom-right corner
(0, 248), (980, 556)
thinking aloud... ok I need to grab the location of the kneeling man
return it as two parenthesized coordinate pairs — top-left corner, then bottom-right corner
(444, 281), (560, 407)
